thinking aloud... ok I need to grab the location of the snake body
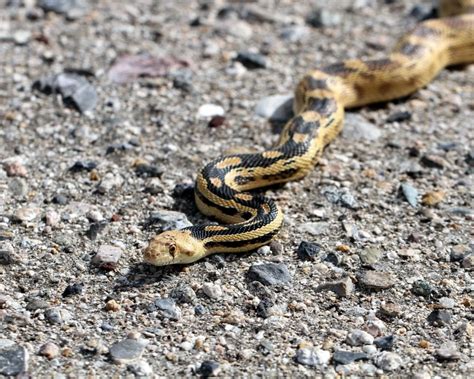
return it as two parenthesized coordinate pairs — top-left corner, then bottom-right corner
(144, 0), (474, 266)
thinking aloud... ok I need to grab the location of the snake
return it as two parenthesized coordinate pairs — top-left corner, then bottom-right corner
(144, 0), (474, 266)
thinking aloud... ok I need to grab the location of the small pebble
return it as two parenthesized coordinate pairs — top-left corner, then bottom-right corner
(247, 263), (291, 286)
(343, 113), (381, 141)
(357, 270), (395, 290)
(374, 335), (395, 351)
(254, 94), (293, 121)
(105, 299), (121, 312)
(170, 284), (196, 304)
(197, 360), (220, 377)
(296, 241), (322, 261)
(39, 342), (60, 360)
(109, 338), (147, 364)
(427, 309), (452, 326)
(386, 111), (412, 123)
(150, 298), (181, 320)
(0, 341), (29, 376)
(436, 341), (460, 361)
(0, 242), (16, 265)
(14, 207), (41, 222)
(128, 360), (153, 376)
(375, 351), (403, 371)
(3, 162), (27, 177)
(208, 115), (226, 128)
(315, 276), (353, 298)
(145, 210), (192, 231)
(62, 283), (84, 298)
(202, 283), (223, 299)
(197, 104), (224, 118)
(234, 51), (267, 69)
(421, 190), (445, 206)
(92, 245), (122, 270)
(295, 348), (330, 367)
(462, 254), (474, 269)
(411, 280), (432, 298)
(358, 248), (382, 265)
(333, 350), (369, 365)
(306, 8), (342, 27)
(346, 329), (374, 346)
(401, 183), (418, 207)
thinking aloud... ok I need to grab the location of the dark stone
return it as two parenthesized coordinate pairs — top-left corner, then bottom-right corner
(69, 160), (97, 172)
(38, 0), (84, 14)
(62, 283), (84, 297)
(256, 298), (275, 318)
(170, 284), (196, 304)
(173, 183), (194, 198)
(296, 241), (321, 261)
(333, 350), (368, 365)
(52, 194), (68, 205)
(198, 360), (220, 377)
(324, 252), (341, 266)
(234, 52), (267, 69)
(208, 115), (226, 128)
(374, 335), (395, 351)
(411, 280), (432, 298)
(0, 343), (28, 376)
(194, 304), (208, 316)
(247, 263), (291, 286)
(427, 310), (452, 326)
(386, 111), (412, 123)
(135, 164), (164, 178)
(420, 155), (444, 169)
(106, 142), (134, 155)
(409, 4), (437, 21)
(85, 222), (107, 240)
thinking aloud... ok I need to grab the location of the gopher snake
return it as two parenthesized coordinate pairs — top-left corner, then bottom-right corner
(144, 0), (474, 266)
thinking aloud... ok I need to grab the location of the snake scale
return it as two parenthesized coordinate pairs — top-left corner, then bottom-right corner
(144, 0), (474, 266)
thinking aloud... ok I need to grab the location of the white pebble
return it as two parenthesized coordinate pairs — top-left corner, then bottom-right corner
(197, 104), (224, 118)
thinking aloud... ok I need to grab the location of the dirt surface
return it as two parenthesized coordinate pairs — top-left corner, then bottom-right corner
(1, 0), (473, 377)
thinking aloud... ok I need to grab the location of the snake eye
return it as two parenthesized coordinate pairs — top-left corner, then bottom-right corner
(169, 244), (177, 257)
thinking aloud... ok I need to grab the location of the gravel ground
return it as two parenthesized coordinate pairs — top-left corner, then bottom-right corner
(1, 0), (473, 377)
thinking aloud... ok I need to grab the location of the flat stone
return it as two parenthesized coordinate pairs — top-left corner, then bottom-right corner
(202, 283), (223, 299)
(145, 210), (192, 232)
(254, 94), (293, 121)
(427, 310), (452, 327)
(0, 242), (16, 265)
(295, 348), (330, 367)
(8, 178), (28, 199)
(279, 25), (309, 42)
(234, 51), (267, 69)
(375, 352), (403, 371)
(296, 241), (322, 261)
(197, 104), (224, 118)
(359, 248), (382, 265)
(401, 183), (418, 207)
(13, 207), (41, 222)
(247, 263), (291, 286)
(128, 360), (153, 376)
(92, 245), (122, 270)
(357, 271), (395, 290)
(374, 335), (395, 351)
(197, 360), (220, 377)
(109, 338), (147, 364)
(315, 277), (353, 298)
(97, 173), (124, 194)
(0, 340), (29, 376)
(436, 341), (460, 361)
(150, 298), (181, 320)
(343, 113), (381, 141)
(346, 329), (374, 346)
(297, 222), (328, 236)
(333, 350), (369, 365)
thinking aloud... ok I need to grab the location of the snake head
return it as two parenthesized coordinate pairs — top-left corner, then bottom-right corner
(143, 230), (206, 266)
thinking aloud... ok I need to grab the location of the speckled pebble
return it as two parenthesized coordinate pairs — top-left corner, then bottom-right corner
(346, 329), (374, 346)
